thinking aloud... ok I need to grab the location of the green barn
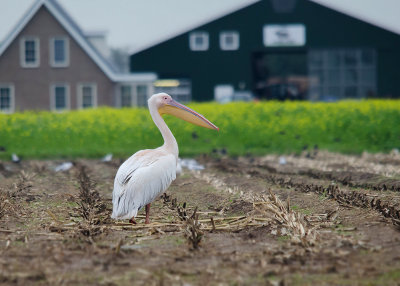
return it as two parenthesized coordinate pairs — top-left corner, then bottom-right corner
(130, 0), (400, 102)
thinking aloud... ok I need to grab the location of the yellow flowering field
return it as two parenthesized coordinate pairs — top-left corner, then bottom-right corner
(0, 100), (399, 159)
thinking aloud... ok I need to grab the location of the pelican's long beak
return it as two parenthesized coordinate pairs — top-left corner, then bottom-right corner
(159, 99), (219, 130)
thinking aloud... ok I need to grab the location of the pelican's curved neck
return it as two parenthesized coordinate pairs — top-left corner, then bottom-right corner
(149, 104), (178, 158)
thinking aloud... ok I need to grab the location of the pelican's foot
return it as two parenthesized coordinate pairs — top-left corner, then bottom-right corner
(129, 217), (137, 224)
(145, 218), (150, 224)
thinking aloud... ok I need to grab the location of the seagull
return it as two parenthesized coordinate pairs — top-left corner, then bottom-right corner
(54, 162), (73, 172)
(101, 153), (113, 162)
(11, 153), (20, 164)
(180, 158), (205, 170)
(111, 93), (218, 224)
(279, 156), (287, 165)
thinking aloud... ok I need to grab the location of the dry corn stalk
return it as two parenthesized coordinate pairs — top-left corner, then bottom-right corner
(184, 207), (203, 249)
(255, 190), (317, 246)
(0, 189), (9, 219)
(10, 171), (35, 198)
(75, 166), (108, 238)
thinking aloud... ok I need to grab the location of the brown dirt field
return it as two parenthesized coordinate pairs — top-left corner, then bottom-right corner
(1, 151), (400, 285)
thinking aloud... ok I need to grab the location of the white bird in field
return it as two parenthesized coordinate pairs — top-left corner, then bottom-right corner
(54, 161), (73, 172)
(111, 93), (218, 224)
(11, 153), (20, 164)
(101, 153), (113, 162)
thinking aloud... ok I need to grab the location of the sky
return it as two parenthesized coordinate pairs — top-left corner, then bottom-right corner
(0, 0), (258, 52)
(0, 0), (399, 53)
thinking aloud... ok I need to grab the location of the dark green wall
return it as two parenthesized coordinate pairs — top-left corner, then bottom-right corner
(130, 0), (400, 101)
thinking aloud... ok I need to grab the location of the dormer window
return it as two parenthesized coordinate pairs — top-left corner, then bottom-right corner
(50, 36), (69, 67)
(20, 36), (40, 68)
(189, 32), (209, 51)
(220, 31), (240, 51)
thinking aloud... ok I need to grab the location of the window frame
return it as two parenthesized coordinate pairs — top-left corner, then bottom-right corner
(219, 31), (240, 51)
(135, 84), (150, 107)
(308, 48), (376, 100)
(0, 84), (15, 114)
(50, 83), (70, 111)
(20, 36), (40, 68)
(77, 83), (98, 109)
(189, 31), (209, 51)
(116, 83), (153, 108)
(270, 0), (297, 13)
(50, 36), (70, 67)
(119, 84), (133, 107)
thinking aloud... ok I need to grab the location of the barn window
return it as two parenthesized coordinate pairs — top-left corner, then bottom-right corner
(78, 83), (97, 109)
(20, 37), (40, 68)
(189, 31), (209, 51)
(308, 48), (376, 100)
(51, 84), (70, 111)
(270, 0), (297, 13)
(50, 36), (69, 67)
(220, 31), (240, 51)
(0, 84), (14, 113)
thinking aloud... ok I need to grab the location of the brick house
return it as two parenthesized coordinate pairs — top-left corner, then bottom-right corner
(0, 0), (156, 113)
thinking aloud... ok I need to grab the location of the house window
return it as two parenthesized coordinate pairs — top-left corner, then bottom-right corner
(20, 37), (40, 68)
(308, 48), (376, 100)
(78, 83), (97, 109)
(51, 84), (69, 111)
(50, 37), (69, 67)
(220, 31), (239, 51)
(136, 85), (148, 107)
(189, 32), (209, 51)
(120, 85), (132, 107)
(0, 84), (14, 113)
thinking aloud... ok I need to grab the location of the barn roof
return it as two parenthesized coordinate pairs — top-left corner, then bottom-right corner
(129, 0), (400, 54)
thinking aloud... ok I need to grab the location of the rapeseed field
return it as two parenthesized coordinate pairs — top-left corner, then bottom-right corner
(0, 100), (399, 159)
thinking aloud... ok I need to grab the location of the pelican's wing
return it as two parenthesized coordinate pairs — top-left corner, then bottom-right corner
(111, 150), (176, 219)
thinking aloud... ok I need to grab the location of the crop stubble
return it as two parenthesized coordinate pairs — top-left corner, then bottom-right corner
(1, 151), (400, 285)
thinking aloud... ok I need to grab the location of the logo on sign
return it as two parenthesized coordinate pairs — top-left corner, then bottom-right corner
(263, 24), (306, 47)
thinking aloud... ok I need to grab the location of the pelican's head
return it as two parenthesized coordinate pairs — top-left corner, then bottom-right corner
(148, 93), (219, 130)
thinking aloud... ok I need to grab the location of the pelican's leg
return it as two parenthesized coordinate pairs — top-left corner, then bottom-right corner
(145, 204), (151, 224)
(129, 217), (137, 224)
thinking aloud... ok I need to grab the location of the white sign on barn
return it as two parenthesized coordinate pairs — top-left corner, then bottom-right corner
(263, 24), (306, 47)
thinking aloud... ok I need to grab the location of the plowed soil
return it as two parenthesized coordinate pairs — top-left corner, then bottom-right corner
(1, 150), (400, 285)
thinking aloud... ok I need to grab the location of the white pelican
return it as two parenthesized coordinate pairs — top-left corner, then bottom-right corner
(111, 93), (218, 224)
